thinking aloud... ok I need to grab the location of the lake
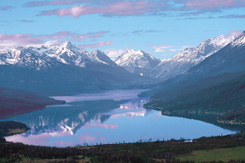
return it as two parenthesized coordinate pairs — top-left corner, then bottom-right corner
(4, 89), (237, 147)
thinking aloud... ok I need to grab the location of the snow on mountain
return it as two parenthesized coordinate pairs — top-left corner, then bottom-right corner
(148, 31), (245, 102)
(188, 31), (245, 75)
(115, 49), (160, 77)
(0, 42), (153, 95)
(231, 31), (245, 47)
(91, 50), (118, 67)
(155, 32), (241, 80)
(0, 41), (115, 70)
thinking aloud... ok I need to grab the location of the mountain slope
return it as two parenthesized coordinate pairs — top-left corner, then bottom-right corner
(115, 49), (160, 78)
(0, 43), (150, 95)
(0, 87), (64, 119)
(147, 31), (245, 101)
(145, 74), (245, 125)
(154, 32), (240, 80)
(188, 32), (245, 75)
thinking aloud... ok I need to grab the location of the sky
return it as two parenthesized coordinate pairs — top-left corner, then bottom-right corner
(0, 0), (244, 60)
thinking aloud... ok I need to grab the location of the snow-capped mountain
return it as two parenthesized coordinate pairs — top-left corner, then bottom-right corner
(154, 32), (241, 80)
(0, 41), (116, 70)
(115, 49), (160, 77)
(149, 31), (245, 101)
(188, 31), (245, 75)
(0, 42), (150, 95)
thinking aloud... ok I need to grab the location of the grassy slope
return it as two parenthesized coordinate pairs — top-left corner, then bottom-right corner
(145, 74), (245, 125)
(177, 146), (245, 162)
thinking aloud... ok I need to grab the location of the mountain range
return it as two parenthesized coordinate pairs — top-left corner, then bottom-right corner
(146, 32), (245, 99)
(144, 31), (245, 125)
(112, 32), (240, 81)
(0, 32), (241, 91)
(154, 33), (239, 80)
(0, 42), (153, 95)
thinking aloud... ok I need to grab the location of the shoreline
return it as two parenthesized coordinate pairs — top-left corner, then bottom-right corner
(1, 130), (245, 162)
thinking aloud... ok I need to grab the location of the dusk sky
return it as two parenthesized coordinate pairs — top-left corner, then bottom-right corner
(0, 0), (244, 59)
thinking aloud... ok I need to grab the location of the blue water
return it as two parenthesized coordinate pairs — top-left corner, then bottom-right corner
(5, 89), (237, 147)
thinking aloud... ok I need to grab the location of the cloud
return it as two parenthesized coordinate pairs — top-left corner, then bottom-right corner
(78, 41), (114, 49)
(72, 31), (108, 41)
(150, 44), (173, 52)
(104, 48), (125, 60)
(0, 6), (13, 11)
(0, 31), (109, 50)
(23, 0), (88, 7)
(132, 30), (162, 35)
(225, 30), (243, 38)
(182, 0), (238, 10)
(0, 34), (44, 50)
(30, 0), (245, 18)
(174, 0), (245, 15)
(37, 1), (167, 17)
(220, 14), (245, 19)
(169, 49), (177, 52)
(20, 20), (35, 23)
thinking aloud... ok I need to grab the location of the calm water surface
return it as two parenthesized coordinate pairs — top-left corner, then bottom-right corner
(5, 89), (237, 147)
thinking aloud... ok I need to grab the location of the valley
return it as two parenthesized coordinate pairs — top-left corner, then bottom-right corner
(1, 1), (245, 162)
(0, 30), (244, 162)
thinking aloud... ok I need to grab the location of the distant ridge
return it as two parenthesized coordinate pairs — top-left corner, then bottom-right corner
(154, 31), (241, 80)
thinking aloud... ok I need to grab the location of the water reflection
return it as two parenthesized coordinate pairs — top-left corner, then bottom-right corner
(4, 90), (237, 147)
(52, 89), (146, 103)
(6, 100), (121, 135)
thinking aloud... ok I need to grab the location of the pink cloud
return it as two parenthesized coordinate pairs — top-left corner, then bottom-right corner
(72, 31), (107, 41)
(38, 1), (165, 17)
(175, 0), (245, 14)
(23, 0), (89, 7)
(0, 31), (110, 50)
(79, 41), (114, 48)
(184, 0), (238, 10)
(0, 34), (44, 49)
(25, 0), (245, 17)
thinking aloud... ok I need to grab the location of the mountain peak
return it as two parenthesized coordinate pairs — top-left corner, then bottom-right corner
(115, 49), (160, 77)
(155, 32), (240, 80)
(16, 46), (26, 51)
(124, 49), (147, 56)
(61, 41), (78, 50)
(94, 49), (103, 53)
(231, 31), (245, 47)
(64, 41), (72, 46)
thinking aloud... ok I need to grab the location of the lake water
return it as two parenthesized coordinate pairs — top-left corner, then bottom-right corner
(5, 89), (237, 147)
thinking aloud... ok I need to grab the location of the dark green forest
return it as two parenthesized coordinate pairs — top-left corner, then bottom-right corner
(145, 74), (245, 125)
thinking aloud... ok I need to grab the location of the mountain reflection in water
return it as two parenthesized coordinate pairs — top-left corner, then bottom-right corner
(5, 90), (236, 147)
